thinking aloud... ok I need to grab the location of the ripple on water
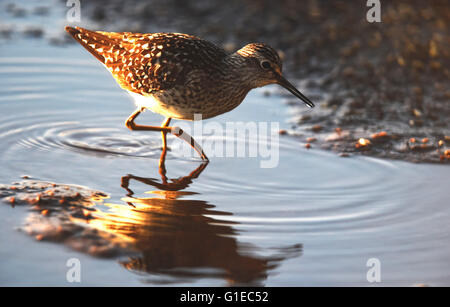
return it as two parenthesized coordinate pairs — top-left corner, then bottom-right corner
(0, 56), (171, 158)
(198, 144), (445, 239)
(0, 112), (164, 159)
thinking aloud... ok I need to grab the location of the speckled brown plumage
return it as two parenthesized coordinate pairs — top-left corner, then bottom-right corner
(66, 26), (228, 96)
(65, 26), (314, 160)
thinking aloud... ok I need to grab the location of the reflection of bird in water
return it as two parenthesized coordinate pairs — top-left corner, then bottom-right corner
(65, 26), (314, 161)
(120, 159), (207, 198)
(106, 160), (301, 285)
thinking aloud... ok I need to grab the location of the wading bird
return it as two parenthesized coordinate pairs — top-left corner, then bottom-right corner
(65, 26), (314, 161)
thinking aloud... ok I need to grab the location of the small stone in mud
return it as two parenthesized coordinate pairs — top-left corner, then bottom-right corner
(326, 130), (350, 142)
(35, 194), (42, 202)
(371, 131), (388, 139)
(412, 109), (422, 118)
(355, 138), (371, 149)
(305, 143), (311, 149)
(299, 115), (311, 122)
(410, 144), (435, 152)
(370, 131), (390, 143)
(409, 119), (424, 127)
(311, 125), (323, 132)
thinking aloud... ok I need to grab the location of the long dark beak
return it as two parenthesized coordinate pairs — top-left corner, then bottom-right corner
(276, 74), (315, 108)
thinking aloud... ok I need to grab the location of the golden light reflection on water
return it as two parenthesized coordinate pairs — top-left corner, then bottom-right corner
(75, 159), (302, 285)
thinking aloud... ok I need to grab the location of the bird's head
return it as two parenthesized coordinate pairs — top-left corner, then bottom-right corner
(236, 43), (314, 108)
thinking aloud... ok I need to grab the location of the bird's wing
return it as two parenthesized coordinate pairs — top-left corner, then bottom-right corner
(65, 27), (227, 95)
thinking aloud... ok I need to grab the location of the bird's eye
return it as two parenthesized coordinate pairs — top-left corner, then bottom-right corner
(260, 61), (271, 70)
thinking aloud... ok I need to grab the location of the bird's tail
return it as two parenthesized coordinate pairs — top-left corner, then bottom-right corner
(65, 26), (122, 64)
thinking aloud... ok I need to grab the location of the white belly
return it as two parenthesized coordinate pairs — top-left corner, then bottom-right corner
(128, 91), (191, 120)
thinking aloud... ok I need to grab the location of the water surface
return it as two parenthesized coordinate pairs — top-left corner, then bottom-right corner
(0, 35), (449, 286)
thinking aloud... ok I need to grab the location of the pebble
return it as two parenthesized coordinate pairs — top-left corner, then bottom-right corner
(311, 125), (323, 132)
(355, 138), (371, 149)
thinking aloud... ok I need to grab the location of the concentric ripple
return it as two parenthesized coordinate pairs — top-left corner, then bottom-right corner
(0, 54), (169, 160)
(0, 112), (163, 159)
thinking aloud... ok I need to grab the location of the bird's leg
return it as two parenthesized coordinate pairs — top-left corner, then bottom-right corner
(170, 125), (209, 162)
(125, 108), (209, 161)
(125, 107), (171, 132)
(159, 117), (171, 179)
(160, 117), (172, 158)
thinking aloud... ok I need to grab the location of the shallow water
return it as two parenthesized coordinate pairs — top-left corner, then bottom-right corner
(1, 32), (450, 286)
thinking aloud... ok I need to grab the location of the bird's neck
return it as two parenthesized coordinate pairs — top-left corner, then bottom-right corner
(224, 52), (248, 66)
(223, 52), (256, 90)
